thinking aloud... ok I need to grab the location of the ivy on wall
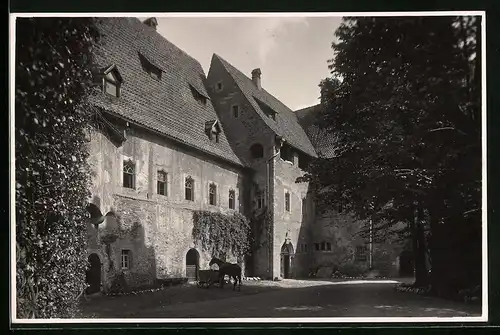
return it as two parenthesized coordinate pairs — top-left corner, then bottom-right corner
(192, 210), (251, 259)
(15, 17), (100, 318)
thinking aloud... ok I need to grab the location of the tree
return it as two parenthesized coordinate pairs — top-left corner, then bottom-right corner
(302, 16), (481, 290)
(15, 17), (100, 318)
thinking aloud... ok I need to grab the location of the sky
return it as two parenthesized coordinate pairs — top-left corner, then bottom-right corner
(141, 16), (343, 111)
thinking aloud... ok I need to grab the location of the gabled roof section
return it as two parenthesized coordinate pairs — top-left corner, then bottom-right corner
(211, 54), (317, 158)
(90, 18), (242, 167)
(103, 64), (123, 82)
(295, 104), (339, 158)
(138, 51), (165, 72)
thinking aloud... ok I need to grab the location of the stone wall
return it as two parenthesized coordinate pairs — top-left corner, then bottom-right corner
(308, 210), (409, 278)
(87, 124), (248, 291)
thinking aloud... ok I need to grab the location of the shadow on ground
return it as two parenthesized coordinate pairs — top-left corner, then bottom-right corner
(78, 279), (481, 319)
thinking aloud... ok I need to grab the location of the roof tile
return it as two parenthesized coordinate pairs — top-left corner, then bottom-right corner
(92, 18), (243, 166)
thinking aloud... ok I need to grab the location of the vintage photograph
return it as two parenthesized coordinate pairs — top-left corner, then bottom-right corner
(11, 12), (486, 322)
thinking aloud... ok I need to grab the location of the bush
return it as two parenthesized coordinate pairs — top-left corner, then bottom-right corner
(15, 18), (99, 318)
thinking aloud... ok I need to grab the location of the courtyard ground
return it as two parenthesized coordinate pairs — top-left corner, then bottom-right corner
(79, 278), (482, 319)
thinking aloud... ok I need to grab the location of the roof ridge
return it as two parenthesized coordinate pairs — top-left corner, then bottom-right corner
(135, 17), (207, 76)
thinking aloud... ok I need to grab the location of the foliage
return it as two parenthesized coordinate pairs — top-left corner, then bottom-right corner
(192, 210), (251, 259)
(302, 16), (481, 289)
(15, 18), (100, 318)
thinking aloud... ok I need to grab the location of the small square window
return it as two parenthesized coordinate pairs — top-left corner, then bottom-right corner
(209, 183), (217, 206)
(123, 160), (135, 189)
(216, 82), (223, 92)
(229, 189), (235, 209)
(157, 170), (167, 196)
(121, 250), (131, 269)
(285, 192), (290, 212)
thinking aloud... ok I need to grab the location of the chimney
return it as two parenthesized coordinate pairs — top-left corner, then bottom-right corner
(251, 68), (262, 90)
(143, 17), (158, 30)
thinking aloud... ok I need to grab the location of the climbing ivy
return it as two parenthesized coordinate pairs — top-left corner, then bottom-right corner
(192, 211), (251, 259)
(15, 17), (100, 318)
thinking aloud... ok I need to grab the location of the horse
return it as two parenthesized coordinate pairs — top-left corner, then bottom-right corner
(209, 257), (242, 291)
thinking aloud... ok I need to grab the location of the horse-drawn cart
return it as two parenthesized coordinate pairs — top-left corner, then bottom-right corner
(196, 270), (220, 289)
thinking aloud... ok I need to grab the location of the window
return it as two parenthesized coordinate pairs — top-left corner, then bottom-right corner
(123, 160), (135, 189)
(228, 189), (235, 209)
(304, 244), (308, 253)
(285, 192), (290, 212)
(185, 176), (194, 201)
(209, 183), (217, 206)
(139, 53), (162, 80)
(215, 82), (223, 92)
(254, 97), (277, 121)
(147, 67), (162, 80)
(250, 143), (264, 158)
(355, 246), (368, 262)
(232, 105), (240, 118)
(280, 144), (294, 162)
(298, 153), (310, 170)
(121, 250), (131, 269)
(205, 120), (220, 143)
(321, 242), (326, 251)
(104, 71), (121, 97)
(326, 242), (332, 251)
(157, 170), (167, 196)
(190, 85), (207, 105)
(256, 191), (264, 209)
(314, 243), (320, 251)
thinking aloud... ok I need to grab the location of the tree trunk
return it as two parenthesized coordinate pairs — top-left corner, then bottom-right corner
(412, 201), (428, 287)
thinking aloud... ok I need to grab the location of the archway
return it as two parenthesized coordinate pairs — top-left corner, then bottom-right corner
(85, 253), (101, 294)
(185, 248), (200, 281)
(280, 241), (295, 279)
(399, 250), (414, 277)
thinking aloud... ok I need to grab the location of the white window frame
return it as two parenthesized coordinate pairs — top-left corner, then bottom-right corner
(121, 249), (131, 270)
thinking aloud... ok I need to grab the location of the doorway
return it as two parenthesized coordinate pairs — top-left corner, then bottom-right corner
(185, 248), (200, 281)
(280, 241), (295, 279)
(85, 253), (101, 294)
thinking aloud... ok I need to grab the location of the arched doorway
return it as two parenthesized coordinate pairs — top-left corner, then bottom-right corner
(186, 248), (200, 281)
(280, 241), (295, 279)
(85, 253), (101, 294)
(399, 250), (414, 277)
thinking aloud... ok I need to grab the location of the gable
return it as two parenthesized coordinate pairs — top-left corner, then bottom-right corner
(210, 54), (317, 158)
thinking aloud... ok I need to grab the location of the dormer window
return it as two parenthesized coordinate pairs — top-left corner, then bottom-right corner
(254, 97), (277, 121)
(102, 65), (123, 97)
(280, 143), (294, 163)
(190, 84), (209, 105)
(205, 120), (221, 143)
(139, 52), (163, 81)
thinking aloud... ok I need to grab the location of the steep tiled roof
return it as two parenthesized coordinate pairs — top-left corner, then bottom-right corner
(212, 55), (318, 158)
(295, 104), (338, 158)
(90, 18), (243, 167)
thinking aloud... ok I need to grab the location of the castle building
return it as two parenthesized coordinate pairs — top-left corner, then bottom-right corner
(84, 17), (407, 294)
